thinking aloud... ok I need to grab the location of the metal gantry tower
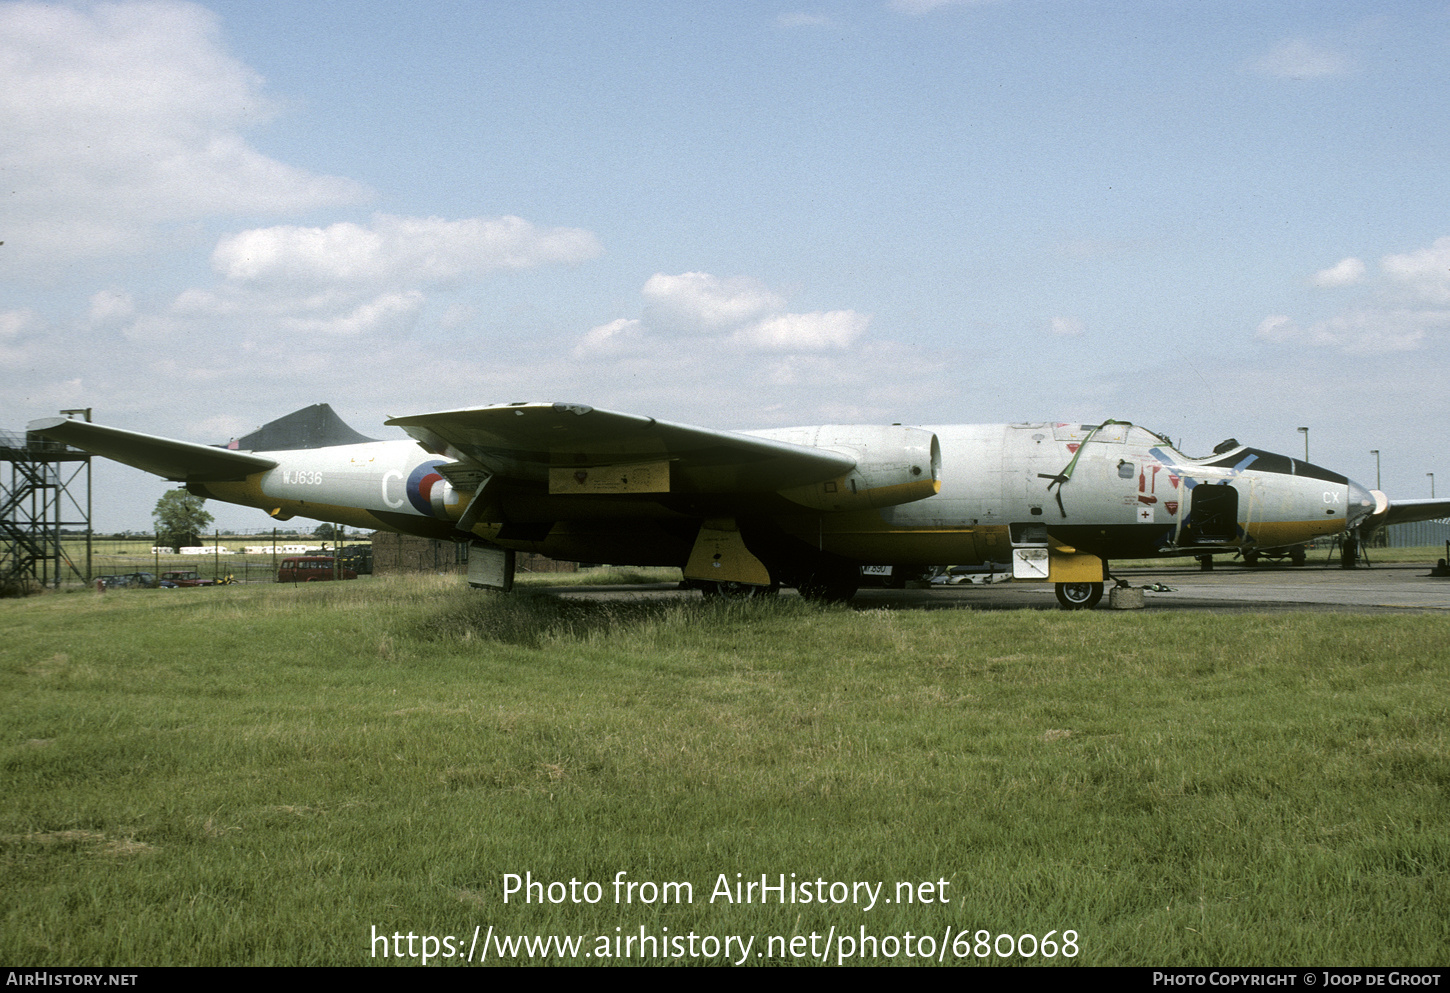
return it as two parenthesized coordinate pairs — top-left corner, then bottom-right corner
(1, 411), (93, 594)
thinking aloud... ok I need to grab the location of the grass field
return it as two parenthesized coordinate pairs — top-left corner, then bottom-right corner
(53, 538), (1450, 589)
(2, 577), (1447, 966)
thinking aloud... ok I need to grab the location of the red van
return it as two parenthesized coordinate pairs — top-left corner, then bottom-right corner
(277, 556), (358, 582)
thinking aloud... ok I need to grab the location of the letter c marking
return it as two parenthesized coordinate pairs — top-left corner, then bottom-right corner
(382, 470), (404, 509)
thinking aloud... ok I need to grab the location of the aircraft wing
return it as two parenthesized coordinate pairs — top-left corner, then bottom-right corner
(1374, 496), (1450, 529)
(385, 402), (856, 492)
(26, 417), (279, 482)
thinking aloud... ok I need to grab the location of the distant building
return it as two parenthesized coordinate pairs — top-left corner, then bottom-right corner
(368, 532), (575, 575)
(370, 533), (467, 574)
(1384, 520), (1450, 548)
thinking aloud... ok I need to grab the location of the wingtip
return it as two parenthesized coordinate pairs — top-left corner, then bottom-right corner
(26, 416), (71, 433)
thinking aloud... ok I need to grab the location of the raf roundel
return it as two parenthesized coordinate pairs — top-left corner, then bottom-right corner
(405, 460), (447, 517)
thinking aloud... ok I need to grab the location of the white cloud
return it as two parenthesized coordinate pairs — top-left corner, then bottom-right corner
(0, 311), (48, 369)
(0, 309), (41, 338)
(641, 272), (786, 332)
(1049, 316), (1085, 337)
(1311, 257), (1365, 288)
(213, 215), (601, 286)
(1260, 236), (1450, 354)
(106, 212), (606, 349)
(1256, 315), (1296, 341)
(281, 291), (425, 337)
(0, 0), (368, 266)
(1253, 39), (1351, 80)
(1256, 310), (1436, 353)
(394, 325), (948, 432)
(1381, 236), (1450, 305)
(596, 272), (867, 352)
(171, 288), (236, 317)
(736, 311), (870, 350)
(561, 273), (918, 420)
(573, 318), (647, 357)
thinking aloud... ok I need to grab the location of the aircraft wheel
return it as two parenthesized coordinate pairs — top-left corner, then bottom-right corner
(1055, 581), (1103, 610)
(796, 567), (860, 603)
(880, 567), (927, 589)
(1243, 550), (1260, 567)
(774, 552), (860, 603)
(798, 579), (859, 602)
(1290, 546), (1307, 566)
(704, 581), (779, 599)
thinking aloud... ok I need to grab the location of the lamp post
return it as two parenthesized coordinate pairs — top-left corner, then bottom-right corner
(1371, 450), (1380, 491)
(1429, 473), (1436, 498)
(1297, 427), (1309, 462)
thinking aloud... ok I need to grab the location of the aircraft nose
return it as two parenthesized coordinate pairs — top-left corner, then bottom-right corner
(1346, 478), (1376, 529)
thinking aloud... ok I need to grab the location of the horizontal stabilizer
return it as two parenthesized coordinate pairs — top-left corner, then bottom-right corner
(27, 417), (278, 482)
(387, 402), (856, 492)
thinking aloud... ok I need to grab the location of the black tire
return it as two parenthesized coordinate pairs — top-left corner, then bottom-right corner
(704, 581), (779, 599)
(771, 549), (861, 603)
(1055, 581), (1103, 610)
(1290, 546), (1307, 566)
(1243, 550), (1260, 567)
(796, 569), (860, 603)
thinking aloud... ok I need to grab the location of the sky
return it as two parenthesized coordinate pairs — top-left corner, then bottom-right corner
(3, 0), (1449, 532)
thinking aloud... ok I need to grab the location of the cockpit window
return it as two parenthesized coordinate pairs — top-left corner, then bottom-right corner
(1203, 448), (1347, 484)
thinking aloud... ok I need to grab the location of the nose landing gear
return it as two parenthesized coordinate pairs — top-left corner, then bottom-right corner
(1054, 581), (1103, 610)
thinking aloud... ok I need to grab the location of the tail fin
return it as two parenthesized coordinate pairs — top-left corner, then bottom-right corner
(237, 404), (377, 451)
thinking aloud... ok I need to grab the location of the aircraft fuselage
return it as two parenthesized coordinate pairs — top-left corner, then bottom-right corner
(193, 419), (1373, 575)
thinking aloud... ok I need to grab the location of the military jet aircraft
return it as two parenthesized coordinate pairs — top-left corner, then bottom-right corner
(28, 402), (1443, 608)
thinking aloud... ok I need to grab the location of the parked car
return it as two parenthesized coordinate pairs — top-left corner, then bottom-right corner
(336, 544), (373, 575)
(276, 556), (358, 583)
(159, 570), (222, 588)
(97, 572), (157, 589)
(857, 564), (932, 588)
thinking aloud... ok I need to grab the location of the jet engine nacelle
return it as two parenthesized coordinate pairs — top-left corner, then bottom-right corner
(1358, 489), (1393, 534)
(430, 477), (467, 519)
(767, 425), (942, 512)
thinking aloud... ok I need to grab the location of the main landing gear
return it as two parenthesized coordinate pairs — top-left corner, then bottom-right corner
(700, 581), (780, 600)
(1054, 581), (1103, 610)
(694, 555), (858, 603)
